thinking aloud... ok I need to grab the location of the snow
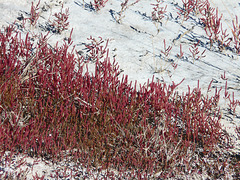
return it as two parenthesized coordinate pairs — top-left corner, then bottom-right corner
(0, 0), (240, 179)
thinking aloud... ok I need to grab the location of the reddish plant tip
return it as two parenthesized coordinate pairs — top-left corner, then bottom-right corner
(90, 0), (109, 11)
(29, 0), (41, 26)
(49, 5), (70, 34)
(151, 0), (167, 23)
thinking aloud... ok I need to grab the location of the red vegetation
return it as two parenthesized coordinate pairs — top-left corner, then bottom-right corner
(151, 0), (167, 23)
(92, 0), (109, 11)
(50, 5), (70, 34)
(178, 0), (240, 54)
(0, 23), (237, 179)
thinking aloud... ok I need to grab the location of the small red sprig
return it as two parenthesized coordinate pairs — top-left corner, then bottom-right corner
(232, 16), (240, 54)
(151, 0), (167, 23)
(50, 5), (70, 33)
(29, 0), (41, 26)
(189, 40), (206, 62)
(92, 0), (109, 11)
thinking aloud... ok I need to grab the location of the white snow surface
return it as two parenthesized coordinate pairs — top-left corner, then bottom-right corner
(0, 0), (240, 179)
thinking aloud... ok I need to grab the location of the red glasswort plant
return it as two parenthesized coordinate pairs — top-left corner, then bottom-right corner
(177, 0), (196, 20)
(189, 40), (206, 62)
(177, 0), (209, 20)
(91, 0), (109, 11)
(177, 0), (233, 53)
(161, 39), (172, 61)
(221, 71), (228, 80)
(154, 39), (172, 73)
(0, 23), (237, 179)
(218, 24), (232, 52)
(228, 92), (240, 114)
(223, 80), (240, 114)
(116, 0), (141, 23)
(84, 36), (109, 62)
(200, 5), (223, 48)
(151, 0), (167, 23)
(232, 16), (240, 54)
(177, 44), (184, 59)
(28, 0), (41, 26)
(50, 5), (70, 34)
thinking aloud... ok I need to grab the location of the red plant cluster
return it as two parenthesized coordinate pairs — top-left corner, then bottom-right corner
(200, 3), (223, 47)
(91, 0), (109, 11)
(178, 0), (240, 54)
(28, 0), (41, 26)
(177, 0), (208, 20)
(0, 24), (235, 178)
(161, 39), (172, 61)
(189, 40), (206, 61)
(232, 16), (240, 54)
(223, 80), (240, 114)
(50, 5), (70, 34)
(116, 0), (141, 23)
(151, 0), (167, 23)
(84, 36), (109, 62)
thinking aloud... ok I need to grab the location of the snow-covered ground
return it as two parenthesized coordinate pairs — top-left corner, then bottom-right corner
(0, 0), (240, 179)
